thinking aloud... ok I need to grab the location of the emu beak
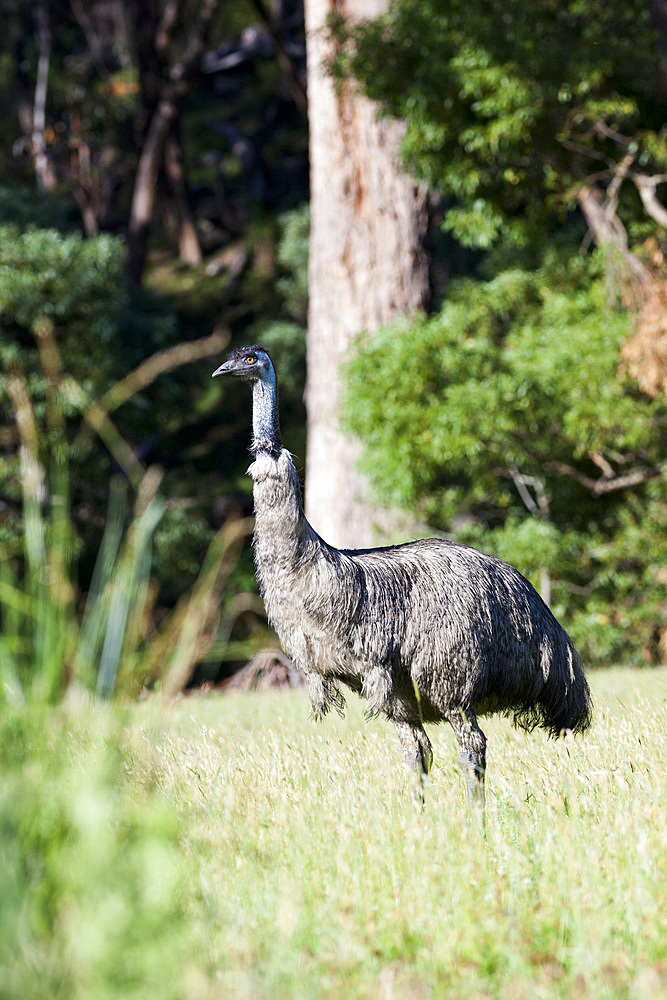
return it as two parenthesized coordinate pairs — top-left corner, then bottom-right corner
(212, 360), (232, 378)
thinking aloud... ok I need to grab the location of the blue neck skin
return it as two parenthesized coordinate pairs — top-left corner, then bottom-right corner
(251, 364), (282, 457)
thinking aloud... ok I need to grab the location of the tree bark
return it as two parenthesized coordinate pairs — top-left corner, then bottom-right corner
(304, 0), (428, 548)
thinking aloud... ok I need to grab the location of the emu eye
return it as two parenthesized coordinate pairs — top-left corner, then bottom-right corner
(245, 354), (256, 364)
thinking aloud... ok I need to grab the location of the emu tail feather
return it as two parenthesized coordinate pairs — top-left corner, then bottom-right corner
(514, 644), (592, 738)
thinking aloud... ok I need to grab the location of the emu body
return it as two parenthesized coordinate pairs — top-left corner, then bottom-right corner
(213, 345), (592, 805)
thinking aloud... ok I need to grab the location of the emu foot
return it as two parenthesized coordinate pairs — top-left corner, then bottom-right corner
(457, 749), (486, 834)
(410, 767), (428, 810)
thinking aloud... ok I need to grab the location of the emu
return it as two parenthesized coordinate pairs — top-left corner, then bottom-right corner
(213, 345), (592, 806)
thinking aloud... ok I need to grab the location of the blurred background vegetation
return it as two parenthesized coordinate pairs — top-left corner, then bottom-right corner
(0, 0), (666, 710)
(0, 0), (312, 703)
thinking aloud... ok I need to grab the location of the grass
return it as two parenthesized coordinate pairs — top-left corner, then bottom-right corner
(1, 325), (255, 706)
(2, 667), (666, 999)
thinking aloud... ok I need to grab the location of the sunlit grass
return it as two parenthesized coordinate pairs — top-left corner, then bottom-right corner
(148, 668), (666, 1000)
(2, 668), (665, 999)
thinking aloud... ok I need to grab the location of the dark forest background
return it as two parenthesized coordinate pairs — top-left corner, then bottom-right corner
(1, 1), (666, 706)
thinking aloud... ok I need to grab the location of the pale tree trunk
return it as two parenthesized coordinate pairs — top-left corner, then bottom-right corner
(304, 0), (428, 548)
(32, 1), (57, 193)
(164, 131), (203, 267)
(125, 0), (219, 284)
(126, 97), (180, 284)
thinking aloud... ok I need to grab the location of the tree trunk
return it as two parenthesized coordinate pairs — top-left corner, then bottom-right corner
(126, 96), (180, 284)
(164, 131), (203, 267)
(125, 0), (220, 284)
(304, 0), (428, 548)
(32, 1), (56, 193)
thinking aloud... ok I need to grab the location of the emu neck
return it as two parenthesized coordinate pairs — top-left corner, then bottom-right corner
(251, 371), (281, 456)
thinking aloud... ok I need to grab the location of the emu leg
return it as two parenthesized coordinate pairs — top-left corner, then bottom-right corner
(449, 709), (487, 809)
(392, 720), (433, 775)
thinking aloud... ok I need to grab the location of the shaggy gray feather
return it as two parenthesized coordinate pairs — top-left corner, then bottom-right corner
(212, 345), (592, 807)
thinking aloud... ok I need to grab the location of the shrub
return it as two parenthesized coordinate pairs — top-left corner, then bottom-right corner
(344, 250), (667, 663)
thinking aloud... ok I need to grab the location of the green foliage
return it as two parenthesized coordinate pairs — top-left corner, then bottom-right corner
(151, 503), (216, 602)
(0, 321), (255, 705)
(0, 214), (229, 587)
(0, 707), (191, 1000)
(0, 219), (176, 399)
(260, 204), (309, 368)
(335, 1), (667, 664)
(274, 203), (310, 323)
(260, 204), (309, 456)
(0, 219), (180, 560)
(344, 248), (667, 663)
(338, 0), (665, 248)
(0, 414), (253, 704)
(0, 186), (76, 230)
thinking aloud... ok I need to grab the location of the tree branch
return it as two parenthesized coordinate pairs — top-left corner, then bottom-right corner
(590, 451), (615, 479)
(593, 120), (632, 147)
(126, 0), (221, 283)
(155, 0), (184, 57)
(577, 183), (649, 286)
(248, 0), (308, 118)
(69, 0), (110, 78)
(631, 172), (667, 229)
(605, 151), (634, 215)
(508, 464), (550, 520)
(97, 329), (230, 416)
(548, 459), (664, 495)
(169, 0), (219, 86)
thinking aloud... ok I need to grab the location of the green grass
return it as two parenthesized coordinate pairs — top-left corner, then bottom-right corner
(2, 668), (666, 999)
(1, 330), (255, 706)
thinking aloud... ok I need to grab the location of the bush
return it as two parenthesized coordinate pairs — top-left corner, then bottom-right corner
(343, 249), (667, 663)
(0, 221), (176, 403)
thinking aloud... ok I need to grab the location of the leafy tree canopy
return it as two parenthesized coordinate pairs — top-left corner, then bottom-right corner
(344, 244), (667, 664)
(0, 220), (176, 412)
(336, 0), (667, 249)
(0, 217), (187, 584)
(339, 1), (667, 664)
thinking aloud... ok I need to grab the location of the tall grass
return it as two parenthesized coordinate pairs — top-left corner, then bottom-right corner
(153, 668), (667, 1000)
(0, 326), (252, 704)
(4, 669), (663, 1000)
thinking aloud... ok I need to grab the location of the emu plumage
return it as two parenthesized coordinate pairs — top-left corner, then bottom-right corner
(213, 345), (592, 805)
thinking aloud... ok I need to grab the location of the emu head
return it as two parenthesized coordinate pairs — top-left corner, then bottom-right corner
(213, 344), (281, 453)
(212, 344), (273, 382)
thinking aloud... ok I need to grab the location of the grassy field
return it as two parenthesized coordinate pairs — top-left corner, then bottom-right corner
(2, 667), (666, 1000)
